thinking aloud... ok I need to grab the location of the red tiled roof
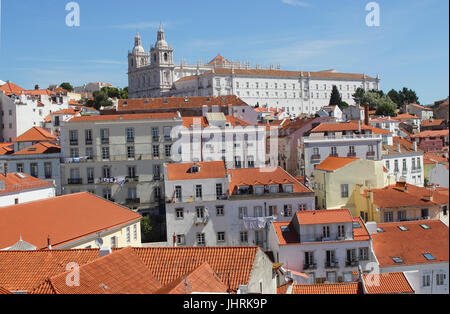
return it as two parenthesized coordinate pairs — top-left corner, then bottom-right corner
(310, 122), (374, 133)
(393, 113), (420, 120)
(41, 247), (161, 294)
(0, 286), (12, 294)
(166, 161), (227, 181)
(423, 152), (449, 164)
(207, 54), (233, 65)
(422, 119), (448, 127)
(182, 116), (208, 128)
(296, 209), (354, 225)
(292, 282), (362, 294)
(228, 167), (312, 194)
(410, 130), (449, 138)
(277, 282), (293, 294)
(0, 143), (14, 155)
(51, 108), (80, 115)
(154, 262), (228, 294)
(118, 95), (249, 111)
(13, 142), (60, 156)
(315, 157), (359, 172)
(362, 272), (414, 294)
(131, 246), (259, 292)
(13, 127), (56, 142)
(0, 192), (142, 250)
(372, 220), (449, 267)
(69, 112), (178, 122)
(0, 249), (100, 292)
(0, 173), (54, 196)
(410, 103), (432, 111)
(352, 217), (371, 241)
(0, 82), (25, 95)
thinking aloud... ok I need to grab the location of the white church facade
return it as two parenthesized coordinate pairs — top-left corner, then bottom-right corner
(128, 26), (381, 117)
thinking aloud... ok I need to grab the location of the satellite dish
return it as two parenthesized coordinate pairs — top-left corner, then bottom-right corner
(95, 238), (103, 248)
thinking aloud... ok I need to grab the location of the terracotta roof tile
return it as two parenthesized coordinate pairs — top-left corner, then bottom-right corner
(166, 161), (227, 181)
(411, 130), (449, 138)
(422, 119), (447, 127)
(12, 142), (60, 156)
(296, 209), (354, 225)
(393, 113), (420, 120)
(13, 127), (56, 142)
(0, 173), (54, 196)
(315, 157), (359, 172)
(372, 220), (449, 267)
(0, 82), (25, 95)
(69, 112), (178, 123)
(0, 286), (12, 294)
(362, 272), (414, 294)
(0, 192), (142, 250)
(292, 282), (363, 294)
(311, 122), (374, 133)
(0, 143), (14, 155)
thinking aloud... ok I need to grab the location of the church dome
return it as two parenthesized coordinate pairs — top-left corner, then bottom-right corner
(133, 32), (145, 54)
(155, 25), (168, 49)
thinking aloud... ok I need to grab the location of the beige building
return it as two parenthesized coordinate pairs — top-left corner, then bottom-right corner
(312, 157), (392, 212)
(60, 112), (182, 215)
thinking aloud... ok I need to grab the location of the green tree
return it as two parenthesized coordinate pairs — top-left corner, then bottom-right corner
(60, 82), (74, 92)
(340, 101), (349, 110)
(92, 90), (113, 110)
(399, 87), (419, 105)
(352, 87), (366, 105)
(376, 102), (396, 117)
(140, 216), (154, 242)
(120, 87), (128, 99)
(329, 85), (342, 107)
(387, 89), (402, 107)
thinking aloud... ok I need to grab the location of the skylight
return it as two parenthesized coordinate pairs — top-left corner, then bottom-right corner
(392, 257), (403, 264)
(352, 221), (362, 229)
(281, 226), (290, 233)
(420, 224), (431, 230)
(376, 227), (385, 233)
(423, 253), (435, 261)
(398, 226), (408, 231)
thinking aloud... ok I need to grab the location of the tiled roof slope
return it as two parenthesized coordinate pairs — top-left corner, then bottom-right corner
(315, 157), (359, 172)
(154, 262), (228, 294)
(372, 220), (449, 267)
(0, 192), (142, 250)
(13, 127), (56, 142)
(0, 173), (54, 196)
(69, 112), (178, 123)
(44, 247), (161, 294)
(292, 282), (363, 294)
(362, 272), (414, 294)
(13, 142), (60, 156)
(166, 161), (227, 181)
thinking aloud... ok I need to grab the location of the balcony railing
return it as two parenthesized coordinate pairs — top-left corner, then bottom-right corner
(68, 178), (83, 185)
(329, 153), (339, 157)
(366, 151), (375, 158)
(311, 154), (321, 161)
(167, 194), (229, 204)
(347, 152), (357, 157)
(345, 259), (359, 267)
(193, 215), (209, 225)
(300, 232), (353, 243)
(303, 262), (317, 270)
(325, 260), (339, 269)
(126, 198), (140, 204)
(85, 139), (93, 145)
(101, 138), (109, 144)
(126, 137), (135, 143)
(303, 134), (382, 143)
(126, 176), (139, 183)
(70, 140), (78, 146)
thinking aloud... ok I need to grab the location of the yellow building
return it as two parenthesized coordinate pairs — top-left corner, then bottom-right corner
(313, 157), (393, 216)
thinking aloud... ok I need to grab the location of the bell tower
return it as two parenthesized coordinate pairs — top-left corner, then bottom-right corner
(128, 32), (150, 97)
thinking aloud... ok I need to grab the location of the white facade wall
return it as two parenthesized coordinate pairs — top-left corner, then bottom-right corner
(370, 119), (401, 137)
(382, 153), (424, 186)
(0, 186), (56, 207)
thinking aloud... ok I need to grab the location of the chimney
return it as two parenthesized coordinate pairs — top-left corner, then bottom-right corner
(358, 120), (361, 133)
(365, 222), (378, 235)
(99, 246), (112, 258)
(413, 142), (417, 152)
(398, 144), (401, 153)
(47, 236), (52, 250)
(364, 104), (370, 126)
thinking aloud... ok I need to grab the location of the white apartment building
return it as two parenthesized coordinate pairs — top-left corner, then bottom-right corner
(268, 209), (375, 284)
(382, 141), (424, 187)
(0, 127), (62, 194)
(0, 83), (70, 142)
(60, 112), (182, 215)
(407, 103), (434, 120)
(369, 220), (448, 294)
(127, 28), (380, 117)
(176, 112), (268, 169)
(300, 122), (384, 177)
(164, 162), (315, 251)
(0, 172), (56, 207)
(370, 117), (401, 136)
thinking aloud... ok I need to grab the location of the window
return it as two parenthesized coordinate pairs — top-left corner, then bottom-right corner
(217, 232), (225, 242)
(128, 187), (137, 200)
(402, 159), (407, 172)
(326, 271), (337, 283)
(86, 147), (93, 159)
(436, 273), (446, 286)
(175, 186), (182, 200)
(349, 146), (355, 154)
(126, 128), (134, 142)
(102, 147), (110, 160)
(392, 257), (403, 264)
(133, 224), (138, 241)
(153, 145), (160, 158)
(283, 205), (292, 217)
(298, 204), (307, 211)
(394, 160), (399, 172)
(216, 205), (225, 216)
(163, 127), (172, 141)
(421, 208), (429, 219)
(254, 206), (263, 217)
(103, 188), (112, 200)
(176, 208), (184, 219)
(423, 253), (435, 261)
(216, 184), (223, 198)
(338, 225), (345, 238)
(126, 227), (131, 243)
(331, 147), (337, 156)
(305, 251), (315, 266)
(239, 207), (248, 219)
(87, 168), (94, 184)
(110, 236), (117, 248)
(240, 231), (248, 243)
(69, 130), (78, 145)
(176, 235), (185, 245)
(102, 166), (111, 179)
(153, 165), (161, 180)
(385, 160), (390, 170)
(196, 233), (206, 246)
(196, 207), (204, 219)
(30, 163), (38, 178)
(341, 184), (349, 198)
(16, 163), (24, 173)
(384, 212), (394, 222)
(165, 144), (171, 157)
(44, 163), (52, 179)
(313, 147), (319, 156)
(152, 127), (159, 141)
(359, 248), (369, 261)
(422, 274), (431, 287)
(100, 129), (109, 143)
(154, 186), (161, 201)
(127, 146), (135, 159)
(322, 226), (330, 238)
(85, 129), (92, 144)
(195, 185), (202, 198)
(248, 156), (255, 168)
(347, 249), (357, 262)
(70, 148), (79, 158)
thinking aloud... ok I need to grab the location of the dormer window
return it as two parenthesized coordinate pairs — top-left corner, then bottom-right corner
(188, 165), (200, 173)
(255, 186), (264, 195)
(284, 184), (294, 193)
(269, 185), (279, 194)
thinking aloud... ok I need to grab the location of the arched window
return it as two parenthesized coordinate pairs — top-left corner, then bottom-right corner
(164, 52), (168, 62)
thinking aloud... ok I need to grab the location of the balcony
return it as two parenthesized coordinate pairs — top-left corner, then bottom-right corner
(68, 178), (83, 185)
(126, 137), (135, 143)
(101, 138), (109, 145)
(325, 260), (339, 269)
(164, 136), (172, 142)
(303, 262), (317, 270)
(152, 137), (159, 142)
(126, 198), (140, 204)
(100, 177), (115, 184)
(345, 259), (359, 267)
(366, 151), (375, 158)
(303, 134), (382, 144)
(311, 154), (321, 161)
(87, 178), (95, 184)
(153, 175), (161, 181)
(329, 153), (339, 157)
(126, 176), (139, 183)
(193, 216), (209, 225)
(347, 152), (357, 157)
(85, 139), (93, 145)
(70, 140), (78, 146)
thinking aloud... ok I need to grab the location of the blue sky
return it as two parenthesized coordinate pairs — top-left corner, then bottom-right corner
(0, 0), (448, 104)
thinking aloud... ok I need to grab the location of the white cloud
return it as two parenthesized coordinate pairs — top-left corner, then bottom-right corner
(281, 0), (310, 7)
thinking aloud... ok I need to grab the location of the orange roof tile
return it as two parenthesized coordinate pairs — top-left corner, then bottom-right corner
(166, 161), (227, 181)
(154, 262), (228, 294)
(0, 173), (54, 196)
(315, 157), (359, 172)
(0, 192), (142, 250)
(372, 220), (448, 267)
(277, 282), (293, 294)
(69, 112), (178, 122)
(311, 122), (374, 133)
(0, 286), (12, 294)
(41, 247), (161, 294)
(362, 272), (414, 294)
(182, 116), (209, 128)
(296, 209), (354, 225)
(118, 95), (249, 112)
(292, 282), (362, 294)
(228, 167), (312, 195)
(131, 247), (259, 292)
(51, 108), (80, 115)
(0, 82), (25, 95)
(12, 142), (60, 156)
(0, 143), (14, 155)
(207, 54), (233, 66)
(410, 130), (449, 138)
(393, 113), (420, 120)
(410, 103), (432, 111)
(422, 119), (448, 127)
(423, 152), (449, 164)
(13, 127), (57, 142)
